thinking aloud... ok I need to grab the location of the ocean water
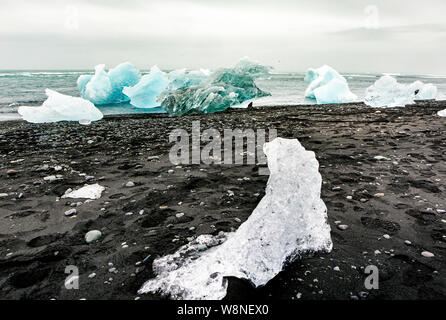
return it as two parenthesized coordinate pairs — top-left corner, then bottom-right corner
(1, 70), (445, 121)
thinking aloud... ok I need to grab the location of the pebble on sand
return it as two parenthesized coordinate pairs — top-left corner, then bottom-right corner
(374, 156), (391, 161)
(85, 230), (102, 244)
(125, 181), (135, 188)
(7, 169), (18, 176)
(64, 209), (77, 217)
(374, 193), (385, 198)
(421, 251), (434, 258)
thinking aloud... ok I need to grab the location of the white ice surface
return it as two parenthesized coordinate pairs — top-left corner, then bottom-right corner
(304, 65), (357, 104)
(139, 137), (332, 300)
(62, 184), (105, 200)
(18, 89), (103, 124)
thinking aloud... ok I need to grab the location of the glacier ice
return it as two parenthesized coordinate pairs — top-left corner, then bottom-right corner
(234, 56), (273, 77)
(77, 62), (141, 105)
(161, 59), (270, 115)
(408, 80), (438, 101)
(364, 76), (438, 108)
(62, 184), (105, 200)
(122, 66), (169, 108)
(166, 68), (210, 91)
(18, 89), (103, 124)
(304, 65), (357, 104)
(138, 137), (333, 300)
(364, 75), (415, 108)
(438, 109), (446, 117)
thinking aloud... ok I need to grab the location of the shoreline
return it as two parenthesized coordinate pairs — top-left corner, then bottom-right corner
(2, 100), (445, 124)
(0, 101), (445, 300)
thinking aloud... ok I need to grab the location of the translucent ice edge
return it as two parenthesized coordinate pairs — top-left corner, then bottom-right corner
(138, 137), (333, 300)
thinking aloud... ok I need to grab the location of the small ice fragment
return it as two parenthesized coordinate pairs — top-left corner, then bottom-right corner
(62, 184), (105, 200)
(438, 109), (446, 117)
(374, 156), (391, 161)
(85, 230), (102, 244)
(421, 251), (434, 258)
(79, 119), (92, 126)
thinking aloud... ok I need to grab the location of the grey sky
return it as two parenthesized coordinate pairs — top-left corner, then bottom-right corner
(1, 0), (445, 74)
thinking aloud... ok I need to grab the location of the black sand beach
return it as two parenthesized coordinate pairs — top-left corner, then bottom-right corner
(0, 101), (445, 300)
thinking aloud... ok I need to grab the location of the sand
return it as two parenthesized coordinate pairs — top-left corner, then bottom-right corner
(0, 101), (445, 300)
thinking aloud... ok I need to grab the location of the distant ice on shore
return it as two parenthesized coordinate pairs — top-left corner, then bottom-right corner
(139, 137), (332, 300)
(75, 58), (271, 115)
(18, 89), (103, 124)
(304, 65), (358, 104)
(364, 75), (437, 108)
(161, 58), (271, 115)
(438, 109), (446, 117)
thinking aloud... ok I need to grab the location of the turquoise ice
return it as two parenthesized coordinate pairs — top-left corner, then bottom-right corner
(122, 66), (169, 108)
(304, 65), (357, 104)
(77, 62), (141, 105)
(161, 58), (271, 115)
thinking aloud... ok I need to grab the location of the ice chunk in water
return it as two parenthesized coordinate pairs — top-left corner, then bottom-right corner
(122, 66), (169, 108)
(161, 59), (270, 115)
(18, 89), (103, 124)
(77, 62), (141, 105)
(138, 137), (332, 300)
(62, 184), (105, 200)
(304, 65), (357, 104)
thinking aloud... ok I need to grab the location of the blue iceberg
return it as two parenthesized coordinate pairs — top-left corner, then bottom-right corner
(167, 68), (210, 91)
(304, 65), (357, 104)
(161, 59), (271, 115)
(18, 89), (103, 124)
(122, 66), (169, 108)
(77, 62), (141, 105)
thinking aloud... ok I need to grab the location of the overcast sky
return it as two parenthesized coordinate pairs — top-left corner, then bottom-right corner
(1, 0), (445, 74)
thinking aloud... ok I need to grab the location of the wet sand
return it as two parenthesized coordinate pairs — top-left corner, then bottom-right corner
(0, 101), (445, 300)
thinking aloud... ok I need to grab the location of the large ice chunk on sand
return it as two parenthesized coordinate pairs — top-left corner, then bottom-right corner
(77, 62), (141, 105)
(161, 59), (270, 115)
(304, 65), (357, 104)
(122, 66), (169, 108)
(139, 137), (333, 300)
(364, 76), (438, 108)
(18, 89), (103, 124)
